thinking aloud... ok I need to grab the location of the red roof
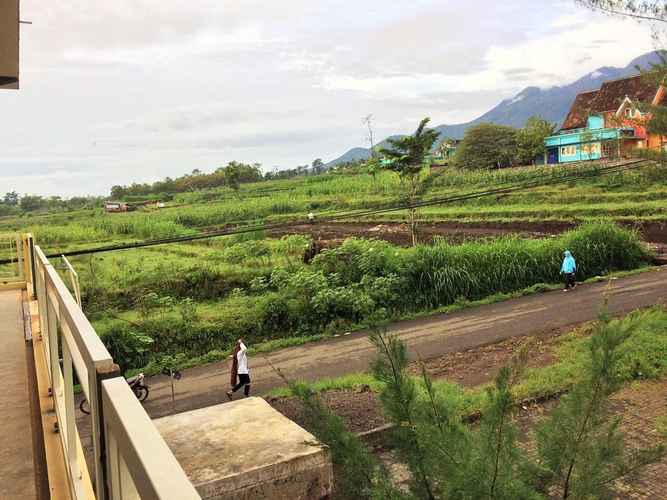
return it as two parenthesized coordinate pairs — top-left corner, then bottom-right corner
(561, 90), (599, 130)
(561, 74), (662, 130)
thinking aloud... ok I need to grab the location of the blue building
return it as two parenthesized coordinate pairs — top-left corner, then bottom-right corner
(544, 74), (665, 164)
(544, 115), (629, 163)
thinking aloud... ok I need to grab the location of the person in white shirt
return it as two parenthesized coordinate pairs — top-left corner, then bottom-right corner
(227, 339), (250, 399)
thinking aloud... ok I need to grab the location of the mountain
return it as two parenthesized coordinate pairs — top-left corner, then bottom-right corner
(325, 147), (372, 165)
(325, 51), (663, 168)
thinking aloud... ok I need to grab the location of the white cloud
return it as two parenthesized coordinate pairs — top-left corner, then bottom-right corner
(0, 0), (659, 197)
(487, 15), (653, 87)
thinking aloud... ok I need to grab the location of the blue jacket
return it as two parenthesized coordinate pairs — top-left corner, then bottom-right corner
(561, 250), (576, 274)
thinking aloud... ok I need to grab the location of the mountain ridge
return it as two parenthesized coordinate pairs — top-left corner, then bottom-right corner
(325, 51), (662, 168)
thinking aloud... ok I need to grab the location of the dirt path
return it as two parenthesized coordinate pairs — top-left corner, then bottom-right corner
(141, 268), (667, 418)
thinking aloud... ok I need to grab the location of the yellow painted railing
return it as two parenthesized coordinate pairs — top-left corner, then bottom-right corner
(24, 235), (199, 500)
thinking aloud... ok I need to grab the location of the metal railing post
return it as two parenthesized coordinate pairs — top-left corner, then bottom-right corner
(29, 244), (200, 500)
(27, 234), (37, 298)
(91, 363), (120, 500)
(16, 234), (24, 280)
(46, 295), (59, 392)
(62, 338), (85, 498)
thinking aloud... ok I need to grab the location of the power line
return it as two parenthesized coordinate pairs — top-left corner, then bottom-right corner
(39, 160), (654, 259)
(0, 159), (651, 266)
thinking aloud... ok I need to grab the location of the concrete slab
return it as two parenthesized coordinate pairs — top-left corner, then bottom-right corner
(154, 397), (333, 500)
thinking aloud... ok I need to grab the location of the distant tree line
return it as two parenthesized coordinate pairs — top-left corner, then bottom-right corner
(110, 161), (264, 199)
(109, 158), (333, 199)
(0, 191), (103, 215)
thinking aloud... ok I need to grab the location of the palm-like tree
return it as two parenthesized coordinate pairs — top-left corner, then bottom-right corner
(380, 117), (439, 246)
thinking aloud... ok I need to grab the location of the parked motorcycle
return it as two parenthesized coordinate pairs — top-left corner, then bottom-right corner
(79, 373), (149, 414)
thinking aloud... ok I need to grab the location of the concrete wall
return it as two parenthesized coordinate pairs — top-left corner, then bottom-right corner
(0, 0), (19, 89)
(155, 398), (333, 500)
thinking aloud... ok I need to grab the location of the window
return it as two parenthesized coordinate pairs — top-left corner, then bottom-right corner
(624, 107), (633, 118)
(560, 146), (576, 156)
(581, 143), (601, 155)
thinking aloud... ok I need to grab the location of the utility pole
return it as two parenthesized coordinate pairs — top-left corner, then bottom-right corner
(362, 114), (375, 157)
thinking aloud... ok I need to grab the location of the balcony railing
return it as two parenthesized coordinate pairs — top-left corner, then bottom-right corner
(27, 236), (200, 499)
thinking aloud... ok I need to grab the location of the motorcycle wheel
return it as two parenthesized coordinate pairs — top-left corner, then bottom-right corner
(80, 399), (90, 415)
(134, 385), (149, 402)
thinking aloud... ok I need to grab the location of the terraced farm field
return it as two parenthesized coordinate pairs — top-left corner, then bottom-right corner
(3, 160), (666, 374)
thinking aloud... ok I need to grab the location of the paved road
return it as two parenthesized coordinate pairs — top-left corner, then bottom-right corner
(143, 268), (667, 418)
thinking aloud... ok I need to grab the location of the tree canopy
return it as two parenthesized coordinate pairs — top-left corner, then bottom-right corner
(454, 123), (520, 169)
(379, 117), (439, 246)
(110, 161), (263, 199)
(379, 117), (440, 176)
(516, 117), (556, 165)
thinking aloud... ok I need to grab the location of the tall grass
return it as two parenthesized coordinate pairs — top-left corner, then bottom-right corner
(404, 223), (648, 309)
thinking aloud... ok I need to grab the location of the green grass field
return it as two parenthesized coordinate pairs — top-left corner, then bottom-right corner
(3, 162), (666, 250)
(2, 161), (665, 373)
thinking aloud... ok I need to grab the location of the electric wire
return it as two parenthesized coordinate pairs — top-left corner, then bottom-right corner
(0, 159), (651, 265)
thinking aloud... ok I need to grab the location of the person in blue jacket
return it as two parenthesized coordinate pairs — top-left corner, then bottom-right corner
(560, 250), (577, 291)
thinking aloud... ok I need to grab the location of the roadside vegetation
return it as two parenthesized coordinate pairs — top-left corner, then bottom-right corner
(80, 222), (648, 374)
(287, 305), (667, 499)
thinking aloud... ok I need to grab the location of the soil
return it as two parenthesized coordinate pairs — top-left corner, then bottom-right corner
(268, 388), (386, 434)
(265, 220), (667, 248)
(267, 326), (571, 435)
(407, 326), (567, 387)
(267, 221), (551, 247)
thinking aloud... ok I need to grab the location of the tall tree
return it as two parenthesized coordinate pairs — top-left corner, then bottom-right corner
(3, 191), (19, 206)
(576, 0), (667, 23)
(454, 123), (519, 170)
(311, 158), (324, 174)
(517, 117), (557, 165)
(362, 114), (376, 156)
(380, 117), (439, 246)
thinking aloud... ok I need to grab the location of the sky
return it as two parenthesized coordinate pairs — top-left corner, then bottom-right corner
(0, 0), (656, 197)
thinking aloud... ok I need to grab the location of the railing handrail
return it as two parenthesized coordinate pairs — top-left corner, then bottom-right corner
(35, 245), (114, 370)
(102, 378), (200, 500)
(30, 240), (200, 500)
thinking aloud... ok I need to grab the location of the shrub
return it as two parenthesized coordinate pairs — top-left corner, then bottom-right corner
(299, 310), (665, 499)
(100, 326), (153, 374)
(311, 238), (399, 284)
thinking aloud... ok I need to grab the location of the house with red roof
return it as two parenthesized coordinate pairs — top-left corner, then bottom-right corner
(544, 74), (666, 163)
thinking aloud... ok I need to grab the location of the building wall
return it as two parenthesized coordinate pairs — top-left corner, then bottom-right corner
(558, 142), (602, 163)
(647, 133), (666, 151)
(545, 127), (621, 163)
(0, 0), (19, 89)
(587, 115), (604, 130)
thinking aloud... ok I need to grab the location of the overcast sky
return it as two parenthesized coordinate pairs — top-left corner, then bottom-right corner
(0, 0), (655, 197)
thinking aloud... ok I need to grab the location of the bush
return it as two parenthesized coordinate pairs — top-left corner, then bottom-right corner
(95, 222), (650, 371)
(100, 326), (153, 374)
(300, 310), (665, 499)
(311, 238), (399, 284)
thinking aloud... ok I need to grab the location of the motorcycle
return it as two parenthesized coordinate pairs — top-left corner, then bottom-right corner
(79, 373), (149, 414)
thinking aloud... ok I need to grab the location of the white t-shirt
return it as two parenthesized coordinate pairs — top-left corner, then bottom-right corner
(237, 343), (249, 375)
